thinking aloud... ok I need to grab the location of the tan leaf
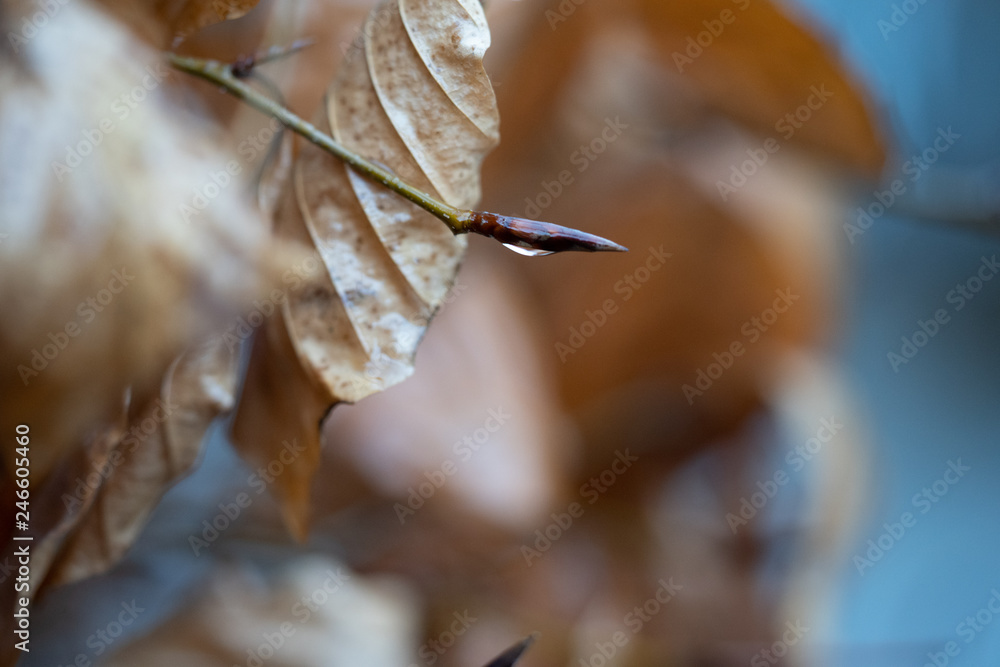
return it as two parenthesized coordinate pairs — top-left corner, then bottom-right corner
(232, 0), (499, 537)
(231, 310), (329, 540)
(38, 340), (239, 590)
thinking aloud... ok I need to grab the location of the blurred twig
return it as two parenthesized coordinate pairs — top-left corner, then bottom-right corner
(232, 38), (315, 78)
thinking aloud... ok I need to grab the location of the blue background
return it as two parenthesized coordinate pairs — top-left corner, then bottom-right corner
(787, 0), (1000, 664)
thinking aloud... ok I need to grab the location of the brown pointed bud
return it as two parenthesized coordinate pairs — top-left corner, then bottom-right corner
(481, 634), (539, 667)
(465, 211), (628, 254)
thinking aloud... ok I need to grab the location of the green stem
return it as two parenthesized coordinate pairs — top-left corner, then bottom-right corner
(168, 53), (471, 233)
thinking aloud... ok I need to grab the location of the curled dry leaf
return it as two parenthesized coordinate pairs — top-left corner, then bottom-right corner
(2, 342), (236, 655)
(232, 0), (499, 538)
(37, 340), (239, 592)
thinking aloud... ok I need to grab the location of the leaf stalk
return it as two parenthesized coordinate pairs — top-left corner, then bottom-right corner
(168, 53), (626, 254)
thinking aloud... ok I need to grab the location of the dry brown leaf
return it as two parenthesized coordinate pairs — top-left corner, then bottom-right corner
(39, 340), (239, 590)
(230, 309), (329, 539)
(92, 0), (263, 47)
(0, 1), (272, 486)
(0, 6), (278, 661)
(498, 158), (806, 465)
(0, 341), (235, 647)
(477, 0), (877, 459)
(232, 0), (499, 539)
(0, 417), (126, 667)
(633, 0), (886, 174)
(479, 0), (597, 199)
(483, 0), (884, 188)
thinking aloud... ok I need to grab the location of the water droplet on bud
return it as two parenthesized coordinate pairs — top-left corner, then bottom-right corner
(502, 243), (554, 257)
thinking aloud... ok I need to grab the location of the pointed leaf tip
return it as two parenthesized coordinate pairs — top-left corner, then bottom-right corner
(467, 211), (628, 254)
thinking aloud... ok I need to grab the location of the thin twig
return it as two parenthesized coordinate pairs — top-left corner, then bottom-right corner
(168, 53), (627, 253)
(232, 39), (316, 78)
